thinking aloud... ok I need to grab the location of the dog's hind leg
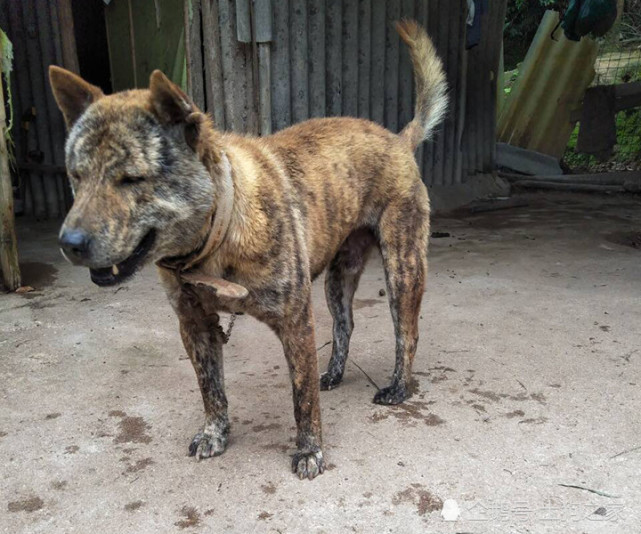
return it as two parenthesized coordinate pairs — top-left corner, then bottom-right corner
(374, 187), (429, 405)
(321, 229), (376, 391)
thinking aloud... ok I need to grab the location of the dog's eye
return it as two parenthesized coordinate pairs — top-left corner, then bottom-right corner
(119, 175), (145, 186)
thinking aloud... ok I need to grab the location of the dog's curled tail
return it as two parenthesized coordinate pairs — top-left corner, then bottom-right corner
(396, 19), (448, 150)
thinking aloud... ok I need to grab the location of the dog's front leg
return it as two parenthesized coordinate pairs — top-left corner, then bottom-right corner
(178, 300), (230, 460)
(276, 299), (325, 480)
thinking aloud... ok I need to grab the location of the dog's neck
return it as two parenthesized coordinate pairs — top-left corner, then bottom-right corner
(185, 152), (234, 270)
(158, 151), (234, 272)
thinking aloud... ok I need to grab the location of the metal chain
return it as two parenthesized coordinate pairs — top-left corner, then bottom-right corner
(222, 313), (237, 344)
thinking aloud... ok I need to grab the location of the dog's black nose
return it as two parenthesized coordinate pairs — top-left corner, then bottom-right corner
(59, 228), (91, 260)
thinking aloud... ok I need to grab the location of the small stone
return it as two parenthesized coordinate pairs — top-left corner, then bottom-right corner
(15, 285), (35, 294)
(379, 288), (386, 297)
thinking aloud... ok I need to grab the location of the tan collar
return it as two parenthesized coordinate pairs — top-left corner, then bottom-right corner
(157, 152), (248, 300)
(182, 152), (234, 271)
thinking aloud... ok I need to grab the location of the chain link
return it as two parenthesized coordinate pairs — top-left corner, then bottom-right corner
(222, 313), (236, 344)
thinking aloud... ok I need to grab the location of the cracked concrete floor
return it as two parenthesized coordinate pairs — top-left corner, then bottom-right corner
(1, 192), (641, 533)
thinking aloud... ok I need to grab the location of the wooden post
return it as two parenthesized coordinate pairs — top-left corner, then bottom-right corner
(370, 0), (385, 125)
(127, 0), (138, 87)
(384, 0), (400, 131)
(357, 0), (371, 120)
(291, 0), (309, 123)
(326, 0), (342, 117)
(0, 58), (21, 291)
(442, 0), (463, 186)
(341, 0), (358, 117)
(397, 0), (415, 131)
(255, 0), (273, 134)
(202, 0), (226, 128)
(258, 43), (271, 134)
(56, 0), (79, 73)
(308, 0), (326, 119)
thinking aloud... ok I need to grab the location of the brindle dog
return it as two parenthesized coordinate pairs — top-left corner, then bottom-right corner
(49, 20), (447, 480)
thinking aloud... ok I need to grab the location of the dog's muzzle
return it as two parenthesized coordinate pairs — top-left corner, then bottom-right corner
(89, 229), (156, 286)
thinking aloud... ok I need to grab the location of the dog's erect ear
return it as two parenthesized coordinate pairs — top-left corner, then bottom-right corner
(49, 66), (103, 128)
(149, 70), (208, 152)
(149, 70), (194, 124)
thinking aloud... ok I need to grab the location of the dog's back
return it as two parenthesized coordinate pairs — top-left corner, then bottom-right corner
(215, 20), (447, 281)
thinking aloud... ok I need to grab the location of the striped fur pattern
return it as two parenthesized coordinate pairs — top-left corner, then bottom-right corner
(50, 20), (447, 480)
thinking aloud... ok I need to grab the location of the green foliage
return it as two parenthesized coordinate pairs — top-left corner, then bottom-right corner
(564, 111), (641, 170)
(563, 56), (641, 171)
(502, 66), (520, 96)
(1, 28), (16, 171)
(1, 28), (13, 133)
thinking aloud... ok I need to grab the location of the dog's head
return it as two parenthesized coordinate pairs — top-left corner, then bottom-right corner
(49, 67), (217, 286)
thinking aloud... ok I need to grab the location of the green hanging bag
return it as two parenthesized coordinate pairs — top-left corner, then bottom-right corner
(561, 0), (618, 41)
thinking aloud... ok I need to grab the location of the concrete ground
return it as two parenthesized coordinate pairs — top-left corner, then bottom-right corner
(1, 191), (640, 533)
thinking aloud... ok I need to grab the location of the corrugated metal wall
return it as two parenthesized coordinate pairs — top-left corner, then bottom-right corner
(187, 0), (507, 188)
(1, 0), (71, 220)
(2, 0), (506, 219)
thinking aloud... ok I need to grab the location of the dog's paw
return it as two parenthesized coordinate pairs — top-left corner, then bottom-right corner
(291, 450), (325, 480)
(188, 429), (228, 460)
(320, 372), (342, 391)
(373, 384), (410, 405)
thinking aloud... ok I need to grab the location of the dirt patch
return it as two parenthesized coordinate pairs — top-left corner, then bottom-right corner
(469, 388), (502, 402)
(108, 410), (127, 418)
(258, 511), (273, 520)
(519, 417), (548, 425)
(252, 423), (281, 433)
(124, 500), (145, 512)
(370, 401), (445, 427)
(50, 480), (67, 491)
(407, 377), (420, 395)
(505, 410), (525, 419)
(8, 496), (44, 513)
(65, 445), (79, 454)
(18, 262), (58, 289)
(392, 484), (442, 516)
(262, 443), (289, 454)
(261, 482), (276, 495)
(424, 413), (446, 426)
(112, 414), (152, 444)
(45, 412), (61, 420)
(529, 392), (546, 404)
(469, 388), (547, 405)
(353, 298), (383, 310)
(126, 457), (154, 473)
(606, 231), (641, 249)
(430, 374), (448, 383)
(429, 366), (456, 373)
(175, 506), (201, 529)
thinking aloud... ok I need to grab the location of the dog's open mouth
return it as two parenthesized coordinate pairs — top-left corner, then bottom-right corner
(89, 230), (156, 287)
